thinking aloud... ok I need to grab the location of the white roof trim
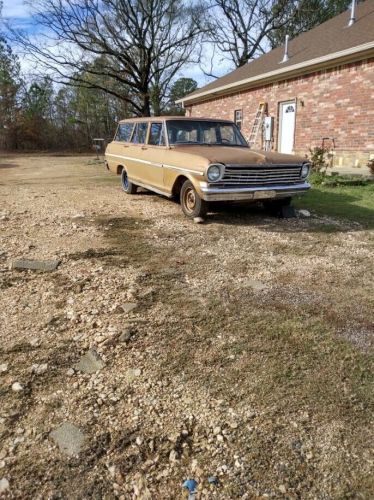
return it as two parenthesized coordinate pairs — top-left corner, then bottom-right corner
(178, 41), (374, 104)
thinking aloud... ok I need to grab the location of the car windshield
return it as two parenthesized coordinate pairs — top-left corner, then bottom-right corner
(166, 120), (248, 147)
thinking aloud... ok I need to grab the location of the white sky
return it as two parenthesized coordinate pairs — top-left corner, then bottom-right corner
(2, 0), (29, 18)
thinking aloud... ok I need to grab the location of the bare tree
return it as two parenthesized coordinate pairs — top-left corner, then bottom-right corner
(204, 0), (298, 68)
(10, 0), (203, 116)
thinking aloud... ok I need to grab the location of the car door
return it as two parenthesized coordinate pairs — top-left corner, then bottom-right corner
(125, 122), (149, 184)
(143, 122), (167, 191)
(106, 122), (135, 172)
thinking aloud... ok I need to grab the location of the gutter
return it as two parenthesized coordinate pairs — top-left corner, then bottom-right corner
(177, 41), (374, 105)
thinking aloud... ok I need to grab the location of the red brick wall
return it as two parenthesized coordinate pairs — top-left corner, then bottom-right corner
(187, 58), (374, 166)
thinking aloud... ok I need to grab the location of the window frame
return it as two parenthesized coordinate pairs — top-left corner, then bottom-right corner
(130, 122), (149, 145)
(234, 109), (243, 130)
(115, 122), (135, 143)
(147, 121), (166, 147)
(165, 119), (247, 147)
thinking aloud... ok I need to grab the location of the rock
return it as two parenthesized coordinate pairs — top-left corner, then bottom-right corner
(133, 473), (152, 499)
(279, 485), (287, 494)
(125, 368), (142, 383)
(66, 368), (75, 377)
(193, 217), (204, 224)
(31, 363), (48, 375)
(0, 478), (10, 493)
(50, 422), (86, 456)
(0, 364), (8, 373)
(74, 349), (104, 374)
(208, 476), (219, 486)
(11, 259), (61, 272)
(119, 329), (132, 343)
(12, 382), (23, 392)
(121, 303), (138, 314)
(298, 209), (311, 218)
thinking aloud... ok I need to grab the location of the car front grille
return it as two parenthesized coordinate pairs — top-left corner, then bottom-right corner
(218, 164), (302, 186)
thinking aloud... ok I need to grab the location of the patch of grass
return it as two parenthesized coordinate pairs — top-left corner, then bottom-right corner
(294, 174), (374, 227)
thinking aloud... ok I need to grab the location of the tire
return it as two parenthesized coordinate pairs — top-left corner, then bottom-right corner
(180, 180), (208, 218)
(121, 168), (137, 194)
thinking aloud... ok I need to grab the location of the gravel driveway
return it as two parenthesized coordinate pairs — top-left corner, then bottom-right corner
(0, 154), (373, 498)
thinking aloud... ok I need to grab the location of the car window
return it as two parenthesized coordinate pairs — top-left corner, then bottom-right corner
(131, 122), (148, 144)
(220, 125), (236, 143)
(115, 123), (134, 142)
(148, 123), (165, 146)
(166, 120), (247, 146)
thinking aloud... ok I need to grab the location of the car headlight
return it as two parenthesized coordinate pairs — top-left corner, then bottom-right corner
(207, 164), (224, 182)
(301, 163), (310, 179)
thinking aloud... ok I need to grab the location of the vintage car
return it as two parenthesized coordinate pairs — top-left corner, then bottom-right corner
(105, 117), (310, 218)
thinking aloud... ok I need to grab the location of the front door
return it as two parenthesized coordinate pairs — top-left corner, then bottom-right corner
(278, 100), (296, 154)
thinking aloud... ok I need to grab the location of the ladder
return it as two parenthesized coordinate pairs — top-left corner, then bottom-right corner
(248, 102), (266, 148)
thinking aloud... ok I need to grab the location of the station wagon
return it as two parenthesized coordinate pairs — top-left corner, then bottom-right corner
(105, 117), (311, 218)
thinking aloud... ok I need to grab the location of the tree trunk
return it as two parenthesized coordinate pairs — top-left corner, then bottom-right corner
(140, 93), (151, 117)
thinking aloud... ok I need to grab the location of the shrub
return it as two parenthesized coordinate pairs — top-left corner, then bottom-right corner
(367, 159), (374, 176)
(309, 146), (330, 173)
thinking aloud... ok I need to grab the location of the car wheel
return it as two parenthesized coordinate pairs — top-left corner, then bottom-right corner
(121, 168), (137, 194)
(180, 180), (208, 218)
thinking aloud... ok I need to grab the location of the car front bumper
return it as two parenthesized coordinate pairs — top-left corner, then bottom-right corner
(199, 182), (311, 202)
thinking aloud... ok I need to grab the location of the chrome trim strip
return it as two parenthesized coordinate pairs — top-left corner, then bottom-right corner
(163, 163), (204, 175)
(129, 179), (172, 198)
(106, 153), (203, 175)
(200, 182), (310, 194)
(225, 163), (303, 168)
(106, 153), (163, 168)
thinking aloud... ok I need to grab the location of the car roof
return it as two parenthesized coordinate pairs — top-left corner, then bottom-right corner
(118, 116), (234, 124)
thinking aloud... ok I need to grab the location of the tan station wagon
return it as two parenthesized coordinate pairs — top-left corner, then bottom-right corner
(105, 117), (311, 218)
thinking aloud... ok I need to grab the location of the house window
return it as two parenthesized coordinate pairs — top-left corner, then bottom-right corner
(234, 109), (242, 129)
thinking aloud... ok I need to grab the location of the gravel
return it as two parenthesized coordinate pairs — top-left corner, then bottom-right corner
(0, 155), (372, 499)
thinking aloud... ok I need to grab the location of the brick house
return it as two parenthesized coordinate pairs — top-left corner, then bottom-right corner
(178, 0), (374, 170)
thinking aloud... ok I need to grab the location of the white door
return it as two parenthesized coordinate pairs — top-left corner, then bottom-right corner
(278, 101), (296, 154)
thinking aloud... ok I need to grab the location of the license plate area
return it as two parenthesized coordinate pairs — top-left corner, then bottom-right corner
(253, 190), (276, 199)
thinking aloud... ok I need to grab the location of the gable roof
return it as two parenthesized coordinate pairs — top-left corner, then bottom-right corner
(180, 0), (374, 105)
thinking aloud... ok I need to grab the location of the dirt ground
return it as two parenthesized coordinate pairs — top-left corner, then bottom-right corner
(0, 154), (373, 499)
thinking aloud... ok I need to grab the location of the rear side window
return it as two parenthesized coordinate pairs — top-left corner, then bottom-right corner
(131, 122), (148, 144)
(115, 123), (134, 142)
(148, 123), (165, 146)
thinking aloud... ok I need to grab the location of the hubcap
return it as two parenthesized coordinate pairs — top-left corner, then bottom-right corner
(183, 187), (196, 213)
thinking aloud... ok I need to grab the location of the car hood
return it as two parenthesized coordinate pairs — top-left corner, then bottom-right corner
(171, 145), (305, 165)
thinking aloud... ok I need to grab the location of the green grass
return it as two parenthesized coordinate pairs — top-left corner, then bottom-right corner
(294, 174), (374, 227)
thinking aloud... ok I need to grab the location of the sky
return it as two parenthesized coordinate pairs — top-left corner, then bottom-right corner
(2, 0), (28, 18)
(1, 0), (229, 86)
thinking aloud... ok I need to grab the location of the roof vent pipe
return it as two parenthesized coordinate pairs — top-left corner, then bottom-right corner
(281, 35), (289, 63)
(348, 0), (356, 27)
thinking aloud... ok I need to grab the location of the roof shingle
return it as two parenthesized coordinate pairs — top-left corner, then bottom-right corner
(183, 0), (374, 103)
